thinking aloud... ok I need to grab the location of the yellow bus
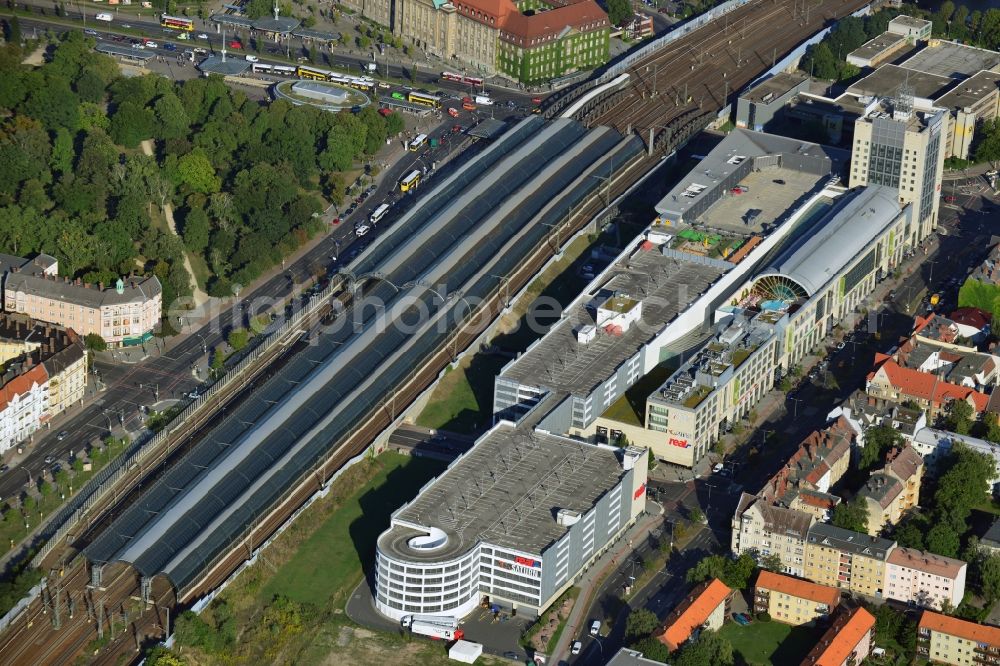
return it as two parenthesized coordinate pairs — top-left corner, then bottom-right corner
(400, 170), (421, 193)
(297, 65), (331, 81)
(407, 91), (442, 108)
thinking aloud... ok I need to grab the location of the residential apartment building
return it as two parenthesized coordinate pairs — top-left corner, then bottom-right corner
(391, 0), (610, 82)
(801, 607), (877, 666)
(884, 546), (966, 610)
(866, 353), (989, 421)
(659, 578), (732, 651)
(0, 363), (48, 454)
(918, 610), (1000, 666)
(0, 254), (161, 348)
(759, 419), (854, 521)
(911, 427), (1000, 490)
(0, 316), (87, 453)
(804, 523), (895, 599)
(753, 570), (840, 626)
(732, 493), (814, 577)
(848, 101), (945, 242)
(859, 445), (923, 536)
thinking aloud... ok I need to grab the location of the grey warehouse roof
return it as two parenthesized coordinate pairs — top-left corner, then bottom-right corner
(378, 425), (628, 562)
(936, 70), (1000, 110)
(753, 186), (903, 296)
(654, 129), (833, 222)
(902, 40), (1000, 79)
(847, 64), (954, 100)
(807, 523), (895, 560)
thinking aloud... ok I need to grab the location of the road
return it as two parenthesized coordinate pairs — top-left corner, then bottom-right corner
(9, 4), (540, 105)
(0, 23), (503, 505)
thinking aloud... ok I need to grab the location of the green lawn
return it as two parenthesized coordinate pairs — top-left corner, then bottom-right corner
(415, 355), (507, 433)
(719, 620), (823, 666)
(260, 452), (445, 608)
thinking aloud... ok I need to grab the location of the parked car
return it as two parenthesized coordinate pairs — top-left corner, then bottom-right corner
(245, 54), (259, 62)
(163, 42), (177, 51)
(84, 29), (98, 36)
(143, 39), (158, 48)
(228, 39), (243, 49)
(571, 641), (583, 655)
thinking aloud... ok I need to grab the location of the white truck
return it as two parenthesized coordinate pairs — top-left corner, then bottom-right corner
(95, 12), (113, 21)
(401, 615), (465, 641)
(474, 94), (493, 106)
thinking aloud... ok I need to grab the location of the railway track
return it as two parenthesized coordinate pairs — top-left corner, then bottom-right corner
(0, 3), (876, 661)
(587, 0), (871, 135)
(0, 141), (655, 666)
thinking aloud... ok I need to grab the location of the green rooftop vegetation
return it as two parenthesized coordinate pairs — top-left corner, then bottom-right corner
(601, 361), (678, 426)
(683, 384), (713, 409)
(732, 346), (755, 368)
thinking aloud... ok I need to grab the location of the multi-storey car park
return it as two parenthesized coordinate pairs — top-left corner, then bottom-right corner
(82, 115), (643, 602)
(374, 425), (647, 620)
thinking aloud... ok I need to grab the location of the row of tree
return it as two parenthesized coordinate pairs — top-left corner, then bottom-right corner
(893, 443), (994, 562)
(0, 30), (405, 326)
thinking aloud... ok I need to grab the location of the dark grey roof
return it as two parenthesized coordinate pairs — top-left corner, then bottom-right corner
(936, 70), (1000, 111)
(982, 518), (1000, 548)
(740, 72), (810, 103)
(251, 16), (300, 33)
(754, 186), (904, 296)
(902, 40), (1000, 79)
(95, 42), (156, 61)
(291, 28), (341, 41)
(209, 14), (254, 28)
(197, 55), (252, 76)
(4, 272), (161, 309)
(0, 315), (85, 375)
(468, 118), (509, 139)
(807, 522), (895, 560)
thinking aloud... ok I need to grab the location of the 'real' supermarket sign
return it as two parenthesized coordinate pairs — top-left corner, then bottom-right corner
(668, 437), (690, 448)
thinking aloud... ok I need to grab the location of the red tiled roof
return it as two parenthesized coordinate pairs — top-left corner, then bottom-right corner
(0, 363), (48, 412)
(459, 0), (609, 44)
(659, 579), (731, 651)
(756, 570), (841, 607)
(950, 307), (991, 331)
(868, 354), (989, 412)
(501, 0), (609, 43)
(919, 610), (1000, 646)
(801, 607), (876, 666)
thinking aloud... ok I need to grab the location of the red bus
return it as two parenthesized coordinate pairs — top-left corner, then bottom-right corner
(441, 71), (484, 87)
(160, 15), (194, 31)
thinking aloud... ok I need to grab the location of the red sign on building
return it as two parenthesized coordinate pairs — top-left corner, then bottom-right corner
(634, 483), (646, 499)
(669, 437), (690, 448)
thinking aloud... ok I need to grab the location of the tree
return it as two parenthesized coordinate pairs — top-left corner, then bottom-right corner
(894, 517), (926, 550)
(625, 609), (660, 641)
(211, 348), (225, 373)
(831, 496), (869, 534)
(945, 398), (974, 435)
(629, 637), (670, 663)
(758, 553), (783, 572)
(979, 553), (1000, 603)
(7, 16), (21, 44)
(227, 327), (250, 351)
(974, 118), (1000, 166)
(177, 150), (221, 194)
(84, 333), (108, 352)
(673, 630), (734, 666)
(182, 207), (210, 253)
(109, 100), (155, 148)
(860, 425), (902, 470)
(144, 646), (187, 666)
(606, 0), (632, 25)
(926, 522), (961, 558)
